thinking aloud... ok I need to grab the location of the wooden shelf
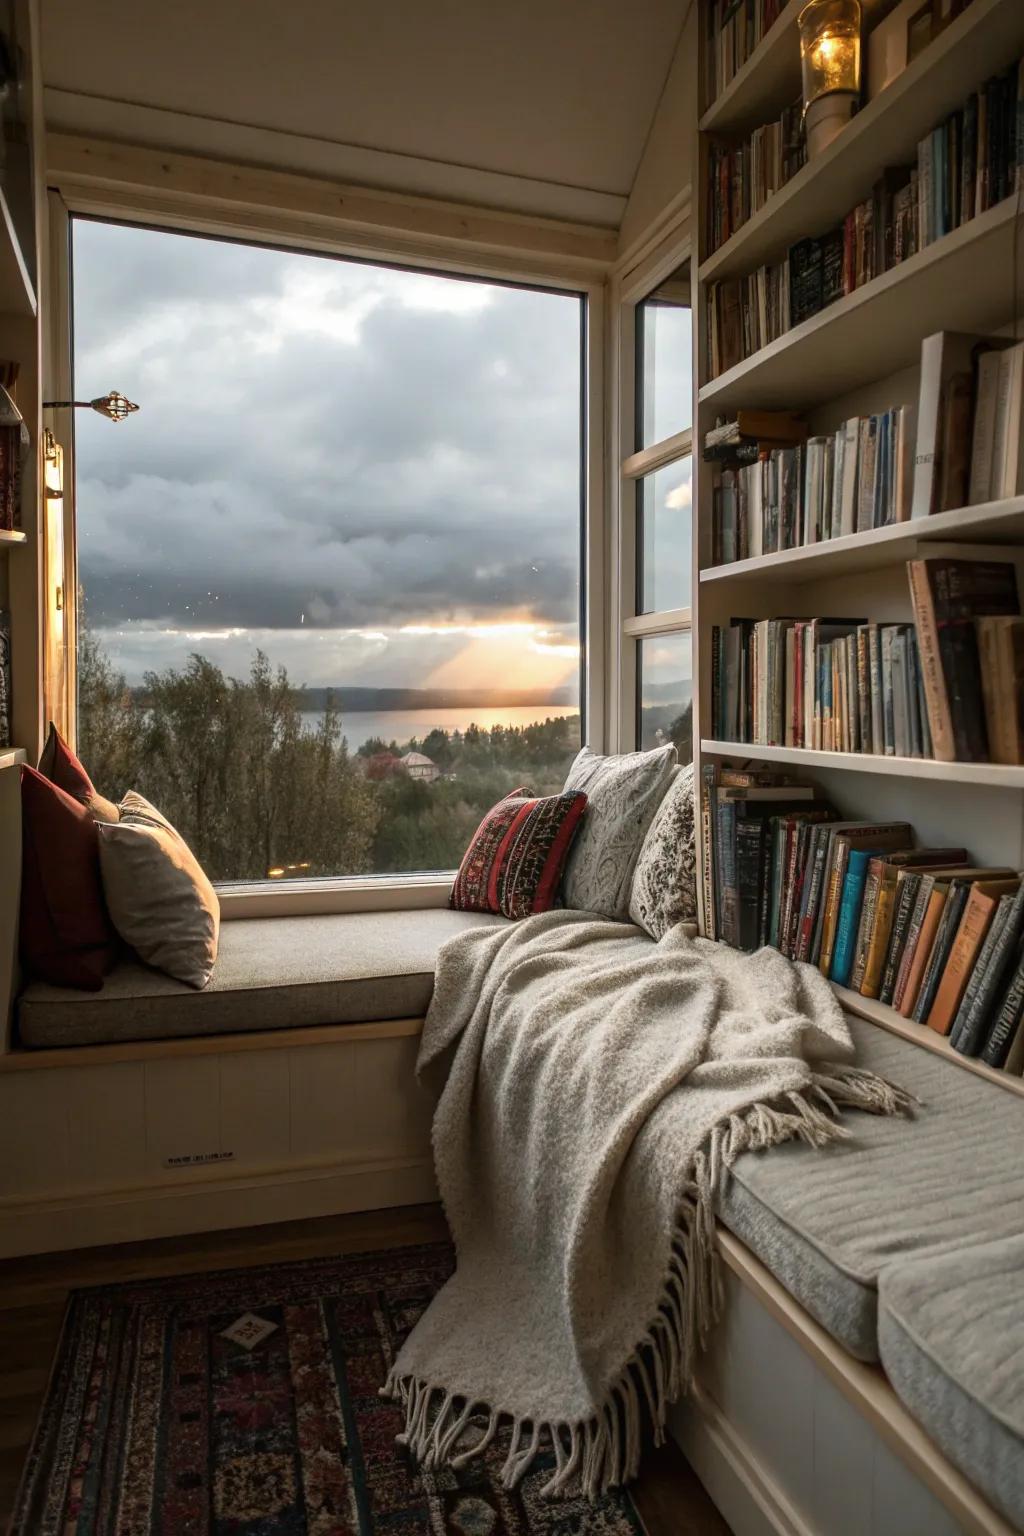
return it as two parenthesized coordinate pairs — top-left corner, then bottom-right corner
(700, 0), (1024, 283)
(0, 186), (36, 320)
(699, 0), (803, 136)
(701, 739), (1024, 788)
(0, 529), (27, 548)
(833, 984), (1024, 1100)
(700, 497), (1024, 586)
(0, 747), (26, 771)
(700, 197), (1020, 414)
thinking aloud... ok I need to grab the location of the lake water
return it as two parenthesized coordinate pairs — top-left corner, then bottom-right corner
(301, 704), (580, 752)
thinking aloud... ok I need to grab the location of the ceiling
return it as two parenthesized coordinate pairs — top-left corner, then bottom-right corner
(40, 0), (691, 224)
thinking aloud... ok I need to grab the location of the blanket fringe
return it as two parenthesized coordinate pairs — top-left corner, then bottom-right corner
(382, 1063), (913, 1499)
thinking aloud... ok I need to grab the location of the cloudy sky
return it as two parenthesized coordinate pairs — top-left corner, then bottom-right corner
(72, 219), (585, 698)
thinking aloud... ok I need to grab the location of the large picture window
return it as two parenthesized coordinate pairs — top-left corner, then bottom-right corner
(619, 259), (693, 759)
(71, 219), (585, 882)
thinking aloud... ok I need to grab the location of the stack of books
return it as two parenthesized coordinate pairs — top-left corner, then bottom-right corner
(711, 405), (911, 562)
(711, 616), (932, 758)
(908, 556), (1023, 764)
(705, 57), (1024, 380)
(703, 0), (785, 110)
(705, 101), (805, 256)
(700, 765), (1024, 1072)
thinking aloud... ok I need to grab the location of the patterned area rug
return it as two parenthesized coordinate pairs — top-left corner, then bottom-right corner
(12, 1240), (646, 1535)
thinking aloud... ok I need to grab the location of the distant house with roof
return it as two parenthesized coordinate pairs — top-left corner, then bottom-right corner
(401, 751), (439, 783)
(364, 751), (403, 780)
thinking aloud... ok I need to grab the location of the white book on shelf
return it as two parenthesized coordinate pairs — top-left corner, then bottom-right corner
(749, 466), (764, 558)
(912, 332), (994, 519)
(839, 417), (859, 536)
(969, 347), (1006, 506)
(996, 341), (1024, 500)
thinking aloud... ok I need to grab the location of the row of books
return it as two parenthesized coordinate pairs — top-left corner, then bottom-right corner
(705, 58), (1024, 380)
(703, 0), (785, 112)
(700, 766), (1024, 1073)
(704, 100), (805, 256)
(916, 62), (1022, 250)
(711, 406), (910, 563)
(710, 616), (933, 759)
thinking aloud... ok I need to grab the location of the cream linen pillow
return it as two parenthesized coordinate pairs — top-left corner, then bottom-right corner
(97, 791), (220, 988)
(560, 743), (677, 919)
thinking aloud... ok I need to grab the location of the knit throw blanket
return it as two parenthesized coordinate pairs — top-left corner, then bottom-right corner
(385, 911), (912, 1498)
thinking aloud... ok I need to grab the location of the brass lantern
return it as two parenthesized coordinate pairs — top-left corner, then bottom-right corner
(798, 0), (862, 159)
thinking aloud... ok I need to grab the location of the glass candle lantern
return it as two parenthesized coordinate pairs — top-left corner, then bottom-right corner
(798, 0), (862, 158)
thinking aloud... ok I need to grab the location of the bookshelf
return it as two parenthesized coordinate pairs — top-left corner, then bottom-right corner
(693, 0), (1024, 1085)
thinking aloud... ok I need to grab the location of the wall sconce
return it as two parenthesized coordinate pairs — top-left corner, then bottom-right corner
(43, 391), (140, 422)
(799, 0), (862, 159)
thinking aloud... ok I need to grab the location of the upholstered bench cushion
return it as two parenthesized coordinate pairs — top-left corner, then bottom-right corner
(17, 909), (509, 1047)
(719, 1016), (1024, 1361)
(878, 1234), (1024, 1530)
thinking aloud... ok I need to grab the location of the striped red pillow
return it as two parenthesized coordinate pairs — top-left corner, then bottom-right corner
(450, 788), (587, 920)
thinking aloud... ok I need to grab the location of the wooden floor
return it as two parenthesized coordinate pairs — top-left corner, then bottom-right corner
(0, 1202), (731, 1535)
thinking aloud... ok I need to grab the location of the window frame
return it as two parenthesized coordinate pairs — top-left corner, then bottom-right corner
(45, 175), (607, 915)
(608, 229), (694, 755)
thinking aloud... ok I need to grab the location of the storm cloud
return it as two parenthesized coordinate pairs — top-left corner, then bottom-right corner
(73, 220), (583, 688)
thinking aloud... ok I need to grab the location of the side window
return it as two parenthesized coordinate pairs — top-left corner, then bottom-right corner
(620, 261), (693, 758)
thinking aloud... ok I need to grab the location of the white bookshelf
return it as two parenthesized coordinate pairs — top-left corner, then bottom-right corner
(693, 0), (1024, 1087)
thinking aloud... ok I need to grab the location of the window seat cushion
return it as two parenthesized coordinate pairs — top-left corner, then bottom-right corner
(17, 909), (509, 1048)
(718, 1015), (1024, 1361)
(878, 1233), (1024, 1531)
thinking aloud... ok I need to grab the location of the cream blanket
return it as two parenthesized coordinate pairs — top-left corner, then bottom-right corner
(385, 911), (911, 1497)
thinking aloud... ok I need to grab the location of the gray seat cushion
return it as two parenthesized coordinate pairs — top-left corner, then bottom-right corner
(17, 909), (509, 1047)
(878, 1235), (1024, 1531)
(719, 1016), (1024, 1360)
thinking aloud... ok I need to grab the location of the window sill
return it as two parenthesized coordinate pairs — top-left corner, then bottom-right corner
(217, 874), (454, 920)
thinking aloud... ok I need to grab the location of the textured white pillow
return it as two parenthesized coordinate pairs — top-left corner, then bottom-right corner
(97, 791), (220, 988)
(628, 762), (698, 939)
(560, 744), (677, 919)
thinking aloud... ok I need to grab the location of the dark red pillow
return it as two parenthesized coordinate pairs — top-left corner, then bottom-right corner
(37, 722), (119, 823)
(450, 788), (587, 920)
(19, 765), (118, 990)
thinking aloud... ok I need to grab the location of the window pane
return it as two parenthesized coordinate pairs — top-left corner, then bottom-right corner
(635, 263), (691, 450)
(637, 456), (692, 615)
(72, 220), (583, 882)
(637, 632), (693, 759)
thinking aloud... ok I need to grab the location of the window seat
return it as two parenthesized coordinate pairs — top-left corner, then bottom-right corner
(720, 1013), (1024, 1531)
(16, 908), (509, 1049)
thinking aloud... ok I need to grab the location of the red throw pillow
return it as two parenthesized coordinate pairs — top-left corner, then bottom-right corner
(450, 788), (587, 920)
(19, 765), (119, 990)
(37, 722), (119, 822)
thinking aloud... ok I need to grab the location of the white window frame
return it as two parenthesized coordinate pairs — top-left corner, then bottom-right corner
(608, 227), (693, 754)
(45, 170), (607, 916)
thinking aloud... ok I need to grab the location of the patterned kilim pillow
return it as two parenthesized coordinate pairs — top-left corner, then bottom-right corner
(450, 788), (588, 920)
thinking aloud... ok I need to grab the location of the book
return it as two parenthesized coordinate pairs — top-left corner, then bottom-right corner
(926, 877), (1021, 1034)
(977, 616), (1024, 765)
(900, 877), (951, 1017)
(0, 609), (9, 750)
(968, 346), (1006, 505)
(831, 850), (873, 987)
(914, 331), (994, 522)
(952, 880), (1024, 1055)
(979, 940), (1024, 1066)
(700, 762), (718, 941)
(911, 870), (1017, 1023)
